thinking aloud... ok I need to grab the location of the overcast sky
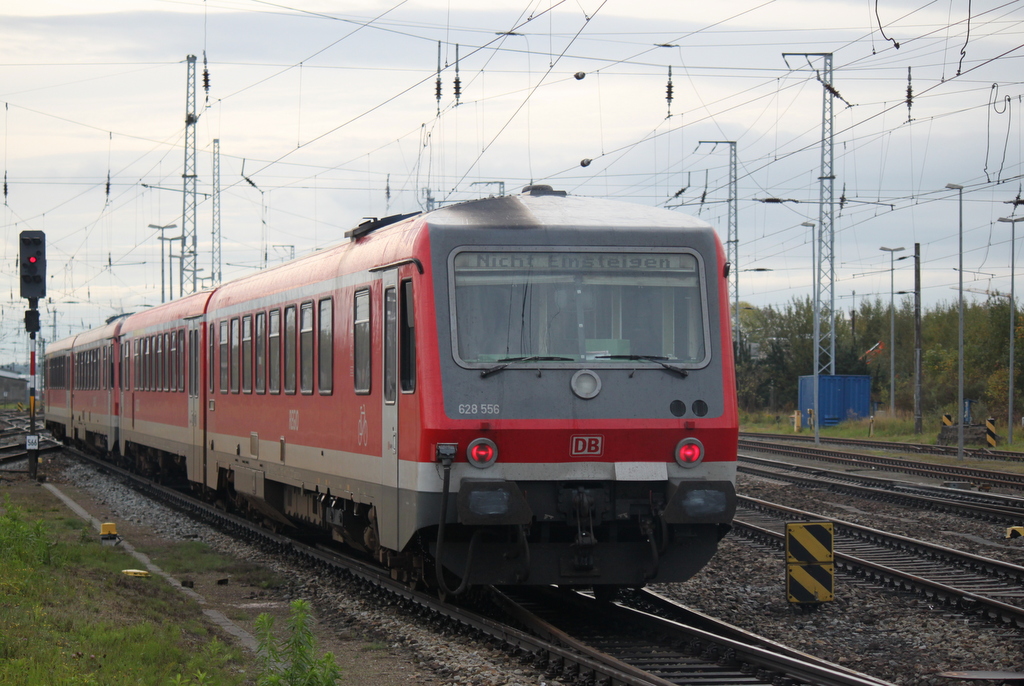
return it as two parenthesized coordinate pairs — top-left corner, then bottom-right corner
(1, 0), (1022, 362)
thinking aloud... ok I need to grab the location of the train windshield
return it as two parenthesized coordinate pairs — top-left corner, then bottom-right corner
(451, 249), (709, 367)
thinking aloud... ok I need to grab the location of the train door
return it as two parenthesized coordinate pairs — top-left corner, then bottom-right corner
(187, 318), (206, 486)
(380, 269), (400, 550)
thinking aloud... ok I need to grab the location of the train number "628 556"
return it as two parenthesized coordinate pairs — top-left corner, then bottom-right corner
(458, 403), (500, 415)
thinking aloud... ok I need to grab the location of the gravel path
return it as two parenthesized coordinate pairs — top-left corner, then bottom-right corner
(50, 454), (1024, 686)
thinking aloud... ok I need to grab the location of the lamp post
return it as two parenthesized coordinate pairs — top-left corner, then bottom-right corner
(947, 183), (964, 460)
(998, 215), (1023, 445)
(148, 223), (177, 304)
(880, 246), (905, 417)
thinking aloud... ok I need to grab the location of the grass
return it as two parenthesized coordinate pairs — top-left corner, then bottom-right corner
(0, 492), (250, 686)
(138, 540), (285, 590)
(742, 412), (957, 445)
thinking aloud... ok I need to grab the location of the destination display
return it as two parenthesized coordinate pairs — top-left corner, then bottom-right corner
(454, 251), (696, 272)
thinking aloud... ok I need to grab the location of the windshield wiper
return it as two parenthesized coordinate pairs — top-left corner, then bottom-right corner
(595, 354), (689, 378)
(480, 355), (575, 378)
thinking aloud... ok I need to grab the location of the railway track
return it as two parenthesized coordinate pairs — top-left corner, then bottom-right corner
(741, 431), (1024, 463)
(64, 445), (892, 686)
(733, 496), (1024, 628)
(738, 438), (1024, 491)
(738, 455), (1024, 525)
(491, 585), (890, 686)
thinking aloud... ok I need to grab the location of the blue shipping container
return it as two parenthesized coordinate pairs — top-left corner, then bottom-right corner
(798, 375), (871, 427)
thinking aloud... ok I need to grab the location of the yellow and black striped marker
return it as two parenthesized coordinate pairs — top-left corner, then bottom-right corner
(986, 417), (998, 448)
(942, 413), (953, 427)
(785, 521), (834, 604)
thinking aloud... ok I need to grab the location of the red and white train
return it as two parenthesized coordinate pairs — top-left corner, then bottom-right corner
(45, 185), (738, 595)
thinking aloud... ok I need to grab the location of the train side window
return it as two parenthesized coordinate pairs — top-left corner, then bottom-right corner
(159, 334), (167, 391)
(158, 335), (164, 390)
(188, 330), (197, 396)
(121, 342), (128, 390)
(255, 312), (266, 394)
(219, 321), (229, 394)
(208, 324), (216, 394)
(299, 302), (314, 394)
(400, 280), (415, 393)
(178, 329), (186, 392)
(318, 298), (333, 395)
(134, 339), (141, 390)
(242, 315), (253, 394)
(384, 287), (397, 404)
(169, 332), (177, 392)
(284, 305), (297, 395)
(269, 309), (281, 394)
(231, 318), (241, 394)
(146, 340), (151, 392)
(354, 289), (371, 394)
(165, 333), (172, 391)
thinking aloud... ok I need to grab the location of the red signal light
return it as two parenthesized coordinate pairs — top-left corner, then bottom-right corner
(28, 256), (37, 264)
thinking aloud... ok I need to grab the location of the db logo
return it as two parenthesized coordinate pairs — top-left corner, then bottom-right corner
(571, 435), (604, 456)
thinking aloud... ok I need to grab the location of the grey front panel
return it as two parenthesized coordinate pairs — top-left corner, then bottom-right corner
(430, 224), (726, 421)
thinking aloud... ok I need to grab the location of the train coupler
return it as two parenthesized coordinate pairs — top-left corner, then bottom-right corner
(571, 488), (597, 571)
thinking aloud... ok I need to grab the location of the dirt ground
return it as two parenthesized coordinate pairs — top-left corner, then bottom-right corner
(1, 456), (440, 686)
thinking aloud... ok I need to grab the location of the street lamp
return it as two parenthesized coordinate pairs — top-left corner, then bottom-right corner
(946, 183), (964, 460)
(880, 246), (905, 417)
(998, 215), (1024, 445)
(802, 221), (819, 444)
(148, 223), (177, 304)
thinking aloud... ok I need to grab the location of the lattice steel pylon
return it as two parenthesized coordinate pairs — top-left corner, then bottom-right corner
(783, 52), (835, 445)
(212, 138), (222, 285)
(181, 54), (198, 296)
(815, 53), (836, 378)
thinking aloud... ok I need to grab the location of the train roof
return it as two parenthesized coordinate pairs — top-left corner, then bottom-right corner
(120, 290), (214, 336)
(72, 320), (123, 347)
(422, 185), (715, 233)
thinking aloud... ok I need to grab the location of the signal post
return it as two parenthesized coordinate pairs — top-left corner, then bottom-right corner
(19, 230), (45, 479)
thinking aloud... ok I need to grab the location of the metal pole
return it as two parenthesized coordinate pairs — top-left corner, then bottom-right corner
(148, 223), (176, 304)
(913, 243), (922, 434)
(802, 221), (818, 443)
(890, 255), (895, 416)
(998, 216), (1024, 444)
(28, 331), (37, 480)
(948, 184), (964, 459)
(880, 246), (904, 417)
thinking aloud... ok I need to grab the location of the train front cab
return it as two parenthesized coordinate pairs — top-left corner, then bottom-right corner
(419, 191), (738, 589)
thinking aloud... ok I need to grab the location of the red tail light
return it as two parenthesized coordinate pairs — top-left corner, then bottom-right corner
(467, 438), (498, 468)
(675, 438), (704, 468)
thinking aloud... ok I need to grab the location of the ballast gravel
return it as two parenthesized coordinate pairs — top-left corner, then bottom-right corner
(52, 455), (1024, 686)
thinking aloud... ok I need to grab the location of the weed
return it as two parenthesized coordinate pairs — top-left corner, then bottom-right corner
(255, 598), (341, 685)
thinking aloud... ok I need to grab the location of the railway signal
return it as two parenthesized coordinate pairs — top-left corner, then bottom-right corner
(19, 230), (46, 299)
(18, 229), (45, 479)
